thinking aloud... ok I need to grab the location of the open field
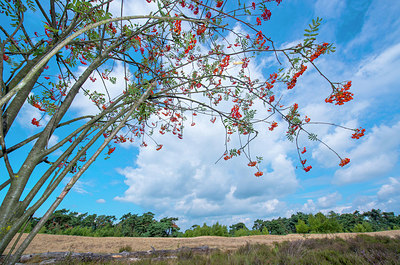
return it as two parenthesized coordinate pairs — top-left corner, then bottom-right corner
(6, 230), (400, 255)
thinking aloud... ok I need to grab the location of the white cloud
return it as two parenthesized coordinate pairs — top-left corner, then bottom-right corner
(317, 192), (341, 209)
(72, 180), (90, 194)
(97, 0), (400, 226)
(356, 43), (400, 78)
(349, 177), (400, 213)
(16, 94), (51, 129)
(377, 177), (400, 206)
(289, 35), (400, 185)
(333, 121), (400, 185)
(312, 120), (358, 167)
(302, 192), (342, 209)
(96, 198), (106, 203)
(70, 62), (128, 116)
(314, 0), (346, 19)
(260, 198), (281, 213)
(302, 199), (316, 213)
(106, 19), (309, 227)
(109, 0), (158, 23)
(63, 177), (93, 195)
(114, 112), (298, 226)
(351, 196), (378, 212)
(300, 193), (349, 215)
(345, 1), (400, 51)
(290, 24), (400, 133)
(48, 134), (59, 148)
(354, 43), (400, 99)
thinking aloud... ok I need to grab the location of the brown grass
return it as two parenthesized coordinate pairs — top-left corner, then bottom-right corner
(5, 230), (400, 255)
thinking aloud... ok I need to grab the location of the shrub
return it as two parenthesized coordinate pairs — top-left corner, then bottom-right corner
(296, 219), (310, 233)
(234, 228), (250, 237)
(118, 245), (133, 253)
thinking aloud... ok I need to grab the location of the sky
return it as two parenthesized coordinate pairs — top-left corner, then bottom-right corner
(2, 0), (400, 231)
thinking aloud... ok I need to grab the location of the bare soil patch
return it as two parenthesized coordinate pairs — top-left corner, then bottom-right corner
(6, 230), (400, 255)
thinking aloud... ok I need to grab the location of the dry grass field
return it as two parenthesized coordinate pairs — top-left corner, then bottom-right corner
(6, 230), (400, 255)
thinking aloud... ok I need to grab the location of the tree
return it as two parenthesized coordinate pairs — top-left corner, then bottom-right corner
(229, 222), (248, 236)
(295, 219), (310, 234)
(308, 212), (342, 233)
(352, 222), (373, 233)
(0, 0), (364, 263)
(157, 217), (180, 237)
(252, 219), (267, 232)
(363, 209), (383, 231)
(183, 222), (228, 237)
(118, 212), (140, 237)
(264, 217), (290, 235)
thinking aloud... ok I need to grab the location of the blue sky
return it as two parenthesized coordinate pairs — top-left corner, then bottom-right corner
(2, 0), (400, 231)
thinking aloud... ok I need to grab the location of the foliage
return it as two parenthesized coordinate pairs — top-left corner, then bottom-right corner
(295, 219), (310, 234)
(183, 222), (229, 237)
(23, 209), (180, 238)
(24, 208), (400, 238)
(115, 235), (400, 264)
(307, 212), (342, 233)
(229, 222), (249, 236)
(352, 222), (373, 233)
(253, 209), (400, 235)
(0, 0), (366, 262)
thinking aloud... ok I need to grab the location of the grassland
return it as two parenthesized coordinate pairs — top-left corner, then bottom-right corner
(4, 230), (400, 264)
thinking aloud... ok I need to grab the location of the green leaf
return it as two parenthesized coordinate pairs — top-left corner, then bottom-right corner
(308, 133), (318, 141)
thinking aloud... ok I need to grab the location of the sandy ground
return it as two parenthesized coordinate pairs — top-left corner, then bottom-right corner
(5, 230), (400, 255)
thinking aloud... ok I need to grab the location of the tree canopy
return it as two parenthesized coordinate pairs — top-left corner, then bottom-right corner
(22, 208), (400, 238)
(0, 0), (364, 263)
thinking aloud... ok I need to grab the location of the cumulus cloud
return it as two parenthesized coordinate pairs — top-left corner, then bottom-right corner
(351, 196), (378, 213)
(285, 38), (400, 215)
(311, 120), (358, 168)
(377, 177), (400, 209)
(377, 177), (400, 200)
(97, 0), (400, 226)
(300, 192), (344, 213)
(302, 199), (316, 213)
(109, 9), (400, 226)
(349, 177), (400, 213)
(70, 62), (129, 116)
(103, 18), (308, 227)
(333, 121), (400, 185)
(114, 112), (298, 226)
(96, 198), (106, 204)
(317, 192), (342, 208)
(109, 0), (158, 23)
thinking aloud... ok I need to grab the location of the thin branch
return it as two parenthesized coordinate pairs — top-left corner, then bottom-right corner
(0, 15), (226, 108)
(0, 115), (93, 158)
(0, 179), (11, 192)
(34, 0), (52, 25)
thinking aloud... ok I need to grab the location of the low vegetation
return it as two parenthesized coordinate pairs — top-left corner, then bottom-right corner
(23, 208), (400, 238)
(47, 234), (400, 264)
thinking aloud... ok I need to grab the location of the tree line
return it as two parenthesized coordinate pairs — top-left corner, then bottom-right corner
(22, 208), (400, 237)
(25, 209), (179, 237)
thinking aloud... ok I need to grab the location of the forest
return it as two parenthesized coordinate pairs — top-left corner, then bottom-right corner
(22, 208), (400, 238)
